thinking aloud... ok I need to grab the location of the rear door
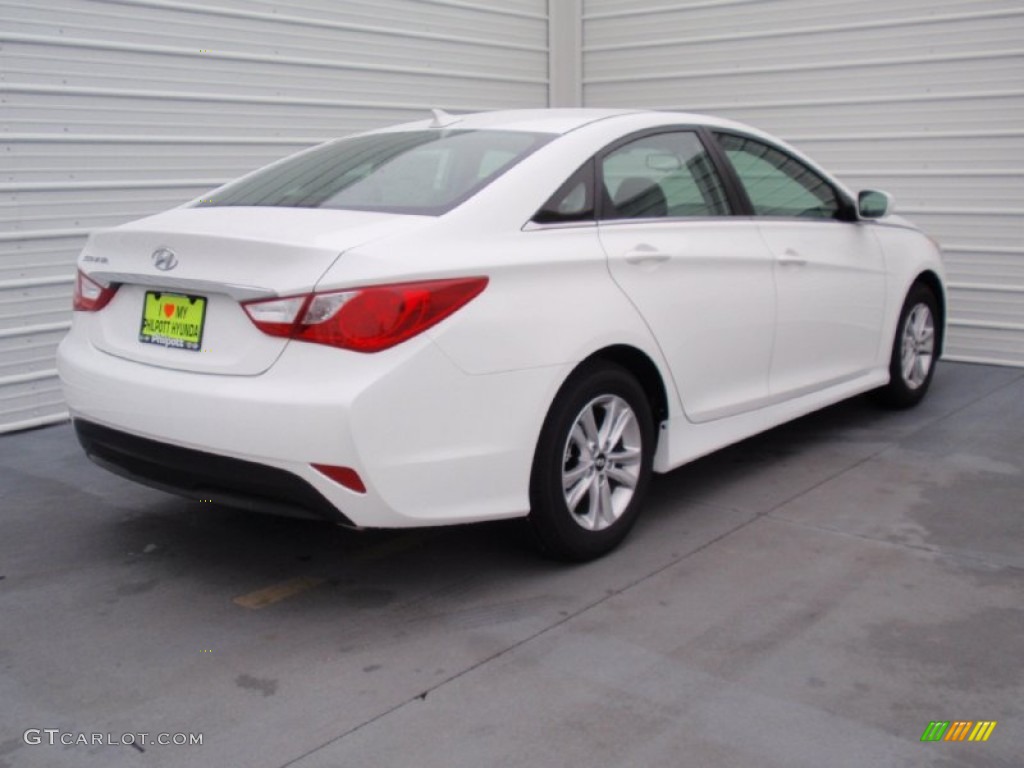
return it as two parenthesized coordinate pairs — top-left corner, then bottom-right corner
(597, 129), (777, 422)
(714, 133), (887, 397)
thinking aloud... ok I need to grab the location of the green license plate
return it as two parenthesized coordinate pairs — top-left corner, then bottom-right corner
(139, 291), (207, 351)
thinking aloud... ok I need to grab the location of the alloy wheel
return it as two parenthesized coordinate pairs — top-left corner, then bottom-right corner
(900, 302), (935, 390)
(561, 395), (642, 531)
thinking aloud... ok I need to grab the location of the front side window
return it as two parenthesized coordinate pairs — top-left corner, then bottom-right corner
(716, 133), (844, 220)
(198, 130), (554, 215)
(600, 131), (731, 220)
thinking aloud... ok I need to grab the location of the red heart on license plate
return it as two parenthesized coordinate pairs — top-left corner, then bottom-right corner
(163, 303), (174, 318)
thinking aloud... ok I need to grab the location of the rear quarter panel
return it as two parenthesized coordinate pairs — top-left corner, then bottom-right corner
(319, 224), (678, 407)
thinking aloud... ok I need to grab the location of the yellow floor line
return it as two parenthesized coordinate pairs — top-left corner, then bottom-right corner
(233, 576), (325, 610)
(231, 534), (420, 609)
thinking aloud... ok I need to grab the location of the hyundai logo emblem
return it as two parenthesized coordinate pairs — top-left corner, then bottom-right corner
(152, 247), (178, 271)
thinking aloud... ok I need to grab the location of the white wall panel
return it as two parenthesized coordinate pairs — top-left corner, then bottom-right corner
(0, 0), (550, 432)
(5, 0), (1022, 434)
(583, 0), (1024, 367)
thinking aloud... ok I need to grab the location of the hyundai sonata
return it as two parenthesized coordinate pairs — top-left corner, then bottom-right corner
(58, 109), (945, 560)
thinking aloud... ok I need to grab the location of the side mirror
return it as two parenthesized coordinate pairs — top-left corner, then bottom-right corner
(858, 189), (892, 219)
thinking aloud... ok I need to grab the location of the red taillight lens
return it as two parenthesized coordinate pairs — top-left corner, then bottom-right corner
(242, 277), (487, 353)
(73, 270), (118, 311)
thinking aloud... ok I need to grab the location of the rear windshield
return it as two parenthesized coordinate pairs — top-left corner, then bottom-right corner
(196, 130), (554, 215)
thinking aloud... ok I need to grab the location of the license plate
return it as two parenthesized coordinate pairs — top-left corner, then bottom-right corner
(139, 291), (207, 351)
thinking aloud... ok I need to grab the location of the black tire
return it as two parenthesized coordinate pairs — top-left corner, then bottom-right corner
(528, 361), (655, 561)
(874, 282), (940, 408)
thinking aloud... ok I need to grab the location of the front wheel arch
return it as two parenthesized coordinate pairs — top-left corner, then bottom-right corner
(874, 280), (941, 408)
(911, 270), (946, 357)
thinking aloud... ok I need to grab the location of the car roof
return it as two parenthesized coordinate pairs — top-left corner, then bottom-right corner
(370, 108), (752, 136)
(349, 108), (855, 208)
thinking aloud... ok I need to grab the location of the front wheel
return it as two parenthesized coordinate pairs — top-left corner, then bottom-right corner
(528, 362), (655, 561)
(874, 283), (940, 408)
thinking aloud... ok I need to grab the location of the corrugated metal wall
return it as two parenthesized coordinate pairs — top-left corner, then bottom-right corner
(583, 0), (1024, 367)
(0, 0), (550, 432)
(3, 1), (1022, 433)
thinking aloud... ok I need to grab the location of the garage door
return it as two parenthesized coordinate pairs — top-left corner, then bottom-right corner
(582, 0), (1024, 367)
(0, 0), (549, 432)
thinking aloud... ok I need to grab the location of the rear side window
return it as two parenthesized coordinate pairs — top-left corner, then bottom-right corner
(600, 131), (731, 220)
(716, 133), (844, 220)
(533, 160), (596, 224)
(198, 130), (554, 216)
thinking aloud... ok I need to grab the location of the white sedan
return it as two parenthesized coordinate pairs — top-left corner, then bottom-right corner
(58, 109), (945, 560)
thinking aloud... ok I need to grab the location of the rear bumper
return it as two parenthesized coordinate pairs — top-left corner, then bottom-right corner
(74, 419), (354, 525)
(57, 321), (567, 528)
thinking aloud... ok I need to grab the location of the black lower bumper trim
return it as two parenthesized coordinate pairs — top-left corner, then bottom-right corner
(73, 419), (354, 525)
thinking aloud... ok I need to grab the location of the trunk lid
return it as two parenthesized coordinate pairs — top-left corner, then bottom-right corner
(80, 207), (431, 375)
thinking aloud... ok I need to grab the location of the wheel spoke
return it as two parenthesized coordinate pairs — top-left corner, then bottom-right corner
(569, 424), (593, 462)
(565, 472), (592, 513)
(902, 329), (915, 354)
(596, 477), (614, 529)
(580, 406), (600, 447)
(913, 355), (928, 384)
(562, 462), (590, 490)
(901, 341), (914, 366)
(605, 408), (635, 452)
(584, 474), (601, 529)
(596, 397), (620, 449)
(606, 464), (637, 489)
(917, 307), (933, 339)
(608, 445), (641, 466)
(903, 351), (917, 383)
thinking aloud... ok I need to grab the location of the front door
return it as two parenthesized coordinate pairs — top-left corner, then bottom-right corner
(598, 130), (778, 423)
(715, 132), (887, 398)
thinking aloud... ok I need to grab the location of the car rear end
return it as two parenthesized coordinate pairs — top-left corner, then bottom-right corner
(58, 124), (564, 528)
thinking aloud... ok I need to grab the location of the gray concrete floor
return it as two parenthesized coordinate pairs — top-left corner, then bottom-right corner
(1, 361), (1021, 768)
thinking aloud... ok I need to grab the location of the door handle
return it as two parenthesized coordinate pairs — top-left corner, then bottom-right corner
(624, 244), (671, 266)
(777, 249), (808, 267)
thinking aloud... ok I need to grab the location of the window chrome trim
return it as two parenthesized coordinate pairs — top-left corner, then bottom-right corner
(594, 215), (738, 228)
(522, 219), (599, 232)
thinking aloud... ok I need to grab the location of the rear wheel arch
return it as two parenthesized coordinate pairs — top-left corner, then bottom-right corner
(581, 344), (671, 424)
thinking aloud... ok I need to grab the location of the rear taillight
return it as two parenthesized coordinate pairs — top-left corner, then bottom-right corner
(242, 277), (488, 353)
(73, 270), (118, 311)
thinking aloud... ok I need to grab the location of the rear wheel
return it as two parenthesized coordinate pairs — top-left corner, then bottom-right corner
(875, 283), (940, 408)
(528, 362), (654, 561)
